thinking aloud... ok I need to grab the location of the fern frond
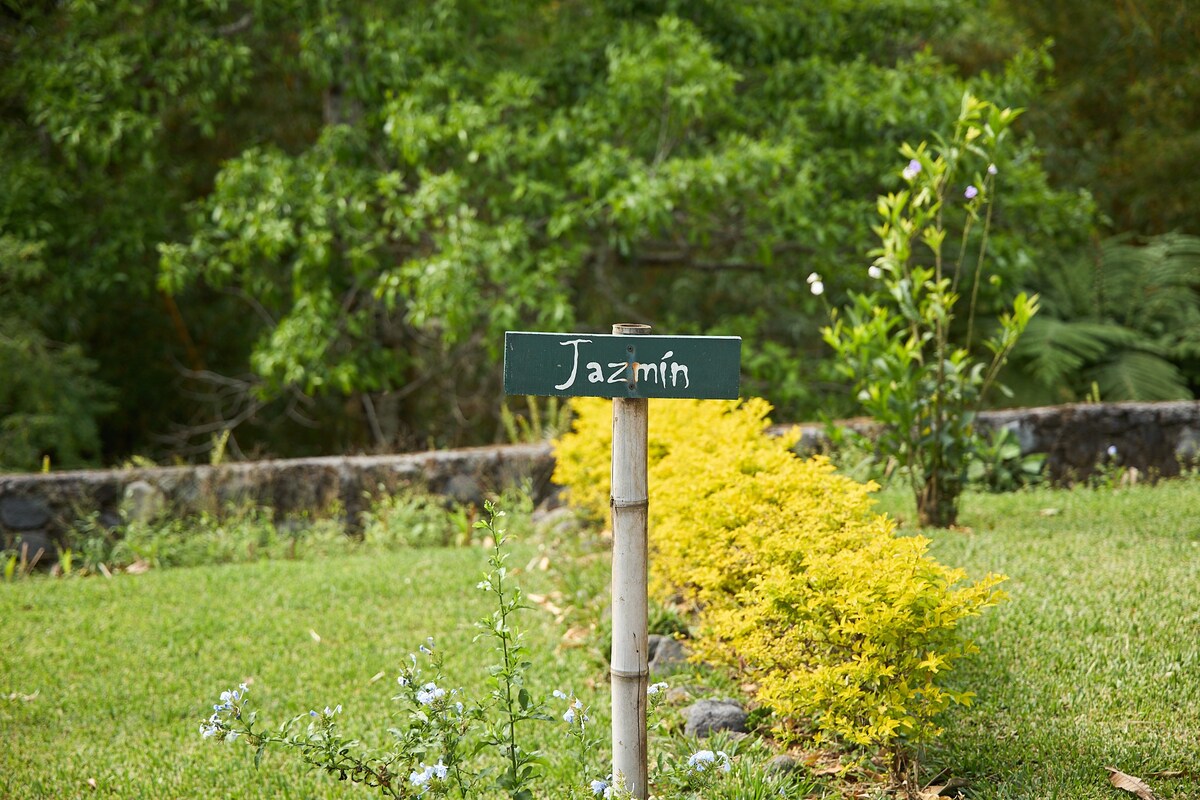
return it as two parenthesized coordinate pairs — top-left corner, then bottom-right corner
(1015, 317), (1141, 387)
(1086, 351), (1192, 401)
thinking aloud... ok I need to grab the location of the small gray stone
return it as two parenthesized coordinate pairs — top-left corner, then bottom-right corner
(444, 474), (483, 506)
(683, 699), (747, 738)
(0, 496), (51, 531)
(121, 480), (167, 523)
(648, 634), (689, 675)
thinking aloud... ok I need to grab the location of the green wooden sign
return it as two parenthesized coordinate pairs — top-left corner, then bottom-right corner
(503, 331), (741, 399)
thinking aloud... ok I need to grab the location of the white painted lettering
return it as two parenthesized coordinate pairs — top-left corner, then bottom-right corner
(586, 361), (604, 383)
(607, 362), (628, 383)
(671, 362), (689, 388)
(554, 339), (592, 390)
(635, 361), (659, 383)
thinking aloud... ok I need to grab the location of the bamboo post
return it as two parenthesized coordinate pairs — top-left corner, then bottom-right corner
(610, 322), (650, 799)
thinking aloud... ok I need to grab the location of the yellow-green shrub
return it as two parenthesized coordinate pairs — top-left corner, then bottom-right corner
(553, 397), (1005, 748)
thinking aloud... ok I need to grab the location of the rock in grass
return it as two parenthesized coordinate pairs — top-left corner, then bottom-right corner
(683, 699), (747, 737)
(648, 634), (689, 675)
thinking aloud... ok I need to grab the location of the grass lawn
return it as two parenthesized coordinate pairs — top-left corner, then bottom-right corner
(880, 481), (1200, 799)
(2, 480), (1199, 799)
(0, 543), (601, 799)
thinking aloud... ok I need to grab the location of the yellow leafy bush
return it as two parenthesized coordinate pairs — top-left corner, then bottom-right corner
(553, 397), (1005, 748)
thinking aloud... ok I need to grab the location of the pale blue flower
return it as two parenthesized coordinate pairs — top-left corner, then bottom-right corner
(1107, 444), (1118, 457)
(417, 682), (446, 706)
(563, 707), (577, 725)
(432, 760), (448, 780)
(868, 265), (883, 280)
(688, 749), (717, 771)
(553, 689), (568, 700)
(590, 778), (609, 796)
(965, 185), (979, 199)
(988, 163), (998, 175)
(200, 714), (221, 739)
(647, 682), (669, 696)
(410, 765), (433, 787)
(903, 159), (922, 180)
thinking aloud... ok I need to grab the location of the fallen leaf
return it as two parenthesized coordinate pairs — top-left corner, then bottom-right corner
(125, 560), (151, 574)
(560, 625), (590, 646)
(526, 593), (565, 617)
(309, 629), (322, 643)
(920, 777), (969, 798)
(1039, 507), (1061, 516)
(369, 671), (386, 684)
(1149, 770), (1184, 778)
(87, 778), (97, 790)
(1106, 767), (1157, 800)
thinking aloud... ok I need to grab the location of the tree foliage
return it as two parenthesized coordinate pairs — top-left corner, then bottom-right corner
(2, 1), (1100, 463)
(991, 0), (1200, 234)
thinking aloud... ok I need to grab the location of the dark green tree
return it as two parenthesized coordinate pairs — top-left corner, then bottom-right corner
(992, 0), (1199, 234)
(2, 1), (1093, 463)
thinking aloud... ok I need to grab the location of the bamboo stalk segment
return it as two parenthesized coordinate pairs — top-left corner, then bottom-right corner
(610, 322), (650, 799)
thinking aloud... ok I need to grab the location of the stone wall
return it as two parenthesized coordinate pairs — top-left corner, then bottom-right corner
(2, 401), (1197, 563)
(786, 400), (1200, 483)
(0, 444), (556, 564)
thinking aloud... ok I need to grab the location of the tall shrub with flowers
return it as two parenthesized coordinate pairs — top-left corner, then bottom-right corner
(822, 92), (1039, 527)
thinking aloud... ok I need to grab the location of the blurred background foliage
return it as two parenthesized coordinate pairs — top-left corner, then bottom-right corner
(1, 0), (1196, 469)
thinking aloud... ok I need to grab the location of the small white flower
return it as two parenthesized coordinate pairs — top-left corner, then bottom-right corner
(868, 265), (883, 280)
(806, 271), (820, 285)
(647, 682), (669, 696)
(590, 778), (609, 796)
(1107, 445), (1118, 457)
(988, 163), (998, 175)
(410, 765), (433, 786)
(553, 689), (568, 700)
(810, 280), (824, 296)
(903, 158), (922, 180)
(563, 707), (577, 725)
(397, 675), (409, 686)
(717, 750), (732, 773)
(417, 682), (446, 706)
(476, 580), (490, 590)
(432, 760), (448, 780)
(688, 749), (717, 772)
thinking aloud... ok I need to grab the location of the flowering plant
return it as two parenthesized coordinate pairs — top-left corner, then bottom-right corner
(196, 500), (748, 798)
(823, 92), (1039, 526)
(197, 501), (555, 798)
